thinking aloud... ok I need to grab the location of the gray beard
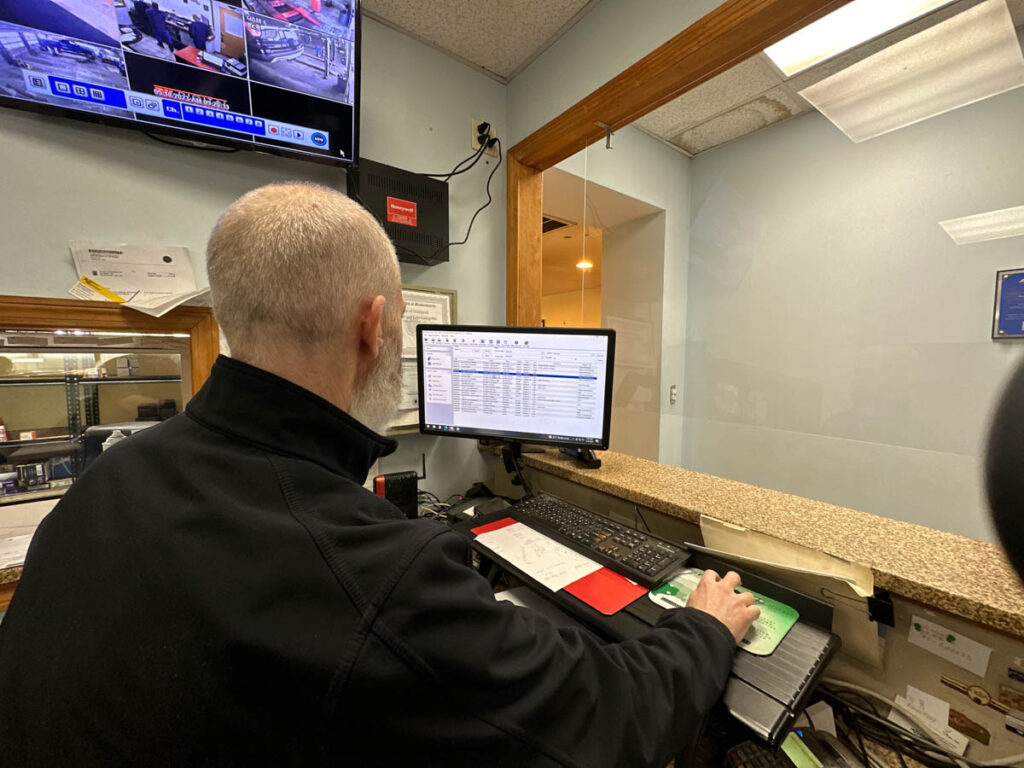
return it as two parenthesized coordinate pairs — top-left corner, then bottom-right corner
(349, 335), (403, 434)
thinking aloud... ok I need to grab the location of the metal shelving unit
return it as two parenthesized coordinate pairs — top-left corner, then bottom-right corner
(1, 335), (187, 506)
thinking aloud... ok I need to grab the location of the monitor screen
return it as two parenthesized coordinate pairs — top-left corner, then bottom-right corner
(0, 0), (358, 164)
(417, 325), (616, 450)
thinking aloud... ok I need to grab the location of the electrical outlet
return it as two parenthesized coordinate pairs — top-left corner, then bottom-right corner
(471, 118), (498, 158)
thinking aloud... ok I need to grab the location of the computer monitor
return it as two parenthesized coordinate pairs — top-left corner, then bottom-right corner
(417, 325), (615, 450)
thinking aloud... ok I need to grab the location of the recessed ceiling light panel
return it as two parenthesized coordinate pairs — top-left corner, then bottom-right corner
(798, 0), (1024, 143)
(940, 204), (1024, 244)
(764, 0), (955, 77)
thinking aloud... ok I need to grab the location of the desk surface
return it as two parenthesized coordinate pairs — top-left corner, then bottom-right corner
(518, 449), (1024, 639)
(174, 46), (219, 72)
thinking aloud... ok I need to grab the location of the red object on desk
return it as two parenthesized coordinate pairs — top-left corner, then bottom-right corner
(564, 568), (647, 615)
(472, 517), (648, 615)
(174, 46), (219, 72)
(471, 517), (517, 535)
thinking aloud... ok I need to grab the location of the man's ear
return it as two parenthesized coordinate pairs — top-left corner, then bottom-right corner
(358, 295), (387, 359)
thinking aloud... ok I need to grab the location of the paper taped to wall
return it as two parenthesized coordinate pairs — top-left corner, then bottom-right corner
(68, 240), (208, 317)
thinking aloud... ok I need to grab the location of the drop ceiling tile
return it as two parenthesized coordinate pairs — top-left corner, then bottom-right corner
(669, 84), (811, 155)
(634, 55), (784, 138)
(363, 0), (595, 81)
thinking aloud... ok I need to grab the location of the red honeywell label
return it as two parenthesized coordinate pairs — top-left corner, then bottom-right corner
(386, 197), (417, 227)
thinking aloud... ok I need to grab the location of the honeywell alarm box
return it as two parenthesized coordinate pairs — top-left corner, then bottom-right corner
(350, 158), (450, 266)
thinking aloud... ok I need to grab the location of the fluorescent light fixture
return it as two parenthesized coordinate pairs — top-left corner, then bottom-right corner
(799, 0), (1024, 143)
(765, 0), (955, 77)
(940, 205), (1024, 244)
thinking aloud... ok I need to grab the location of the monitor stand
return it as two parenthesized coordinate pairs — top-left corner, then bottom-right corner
(559, 446), (602, 469)
(500, 442), (532, 495)
(501, 442), (603, 497)
(479, 438), (545, 453)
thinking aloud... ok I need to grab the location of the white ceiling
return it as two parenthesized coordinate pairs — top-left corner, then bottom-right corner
(362, 0), (600, 82)
(634, 0), (1024, 155)
(367, 0), (1024, 151)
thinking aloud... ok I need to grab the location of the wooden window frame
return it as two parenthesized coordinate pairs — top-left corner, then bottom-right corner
(0, 295), (220, 396)
(0, 295), (220, 607)
(505, 0), (853, 325)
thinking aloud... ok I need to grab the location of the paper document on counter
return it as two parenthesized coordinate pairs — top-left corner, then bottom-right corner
(0, 534), (33, 569)
(68, 241), (209, 317)
(475, 522), (602, 592)
(699, 516), (873, 596)
(888, 694), (968, 755)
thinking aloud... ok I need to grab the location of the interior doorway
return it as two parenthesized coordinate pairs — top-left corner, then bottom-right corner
(541, 168), (665, 461)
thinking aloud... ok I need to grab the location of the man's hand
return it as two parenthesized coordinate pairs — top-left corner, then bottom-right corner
(685, 569), (760, 643)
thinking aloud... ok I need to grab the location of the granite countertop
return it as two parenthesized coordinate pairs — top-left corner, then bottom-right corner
(0, 566), (22, 586)
(521, 449), (1024, 639)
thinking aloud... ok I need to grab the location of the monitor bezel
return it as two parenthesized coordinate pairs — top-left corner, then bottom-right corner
(416, 324), (616, 450)
(0, 1), (360, 167)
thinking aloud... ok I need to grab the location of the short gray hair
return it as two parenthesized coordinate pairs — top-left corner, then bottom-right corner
(207, 182), (399, 360)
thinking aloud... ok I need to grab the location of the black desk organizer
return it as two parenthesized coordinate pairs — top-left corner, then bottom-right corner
(454, 509), (840, 747)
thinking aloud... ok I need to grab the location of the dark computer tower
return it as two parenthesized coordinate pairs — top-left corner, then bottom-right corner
(349, 158), (449, 266)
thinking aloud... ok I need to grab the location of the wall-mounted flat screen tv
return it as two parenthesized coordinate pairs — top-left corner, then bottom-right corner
(0, 0), (358, 164)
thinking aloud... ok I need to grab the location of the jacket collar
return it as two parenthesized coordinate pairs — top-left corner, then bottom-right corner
(186, 355), (397, 484)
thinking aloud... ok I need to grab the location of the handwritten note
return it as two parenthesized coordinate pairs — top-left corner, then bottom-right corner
(475, 522), (601, 592)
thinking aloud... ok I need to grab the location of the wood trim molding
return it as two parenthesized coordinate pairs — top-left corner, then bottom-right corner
(504, 0), (852, 325)
(505, 154), (544, 327)
(0, 295), (220, 392)
(509, 0), (852, 171)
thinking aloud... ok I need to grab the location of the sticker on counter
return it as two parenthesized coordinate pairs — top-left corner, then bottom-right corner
(949, 709), (991, 746)
(940, 675), (1009, 713)
(906, 685), (950, 724)
(908, 615), (992, 677)
(889, 695), (968, 755)
(1000, 684), (1024, 711)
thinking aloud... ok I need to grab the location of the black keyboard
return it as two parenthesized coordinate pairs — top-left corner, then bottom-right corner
(509, 494), (689, 588)
(726, 740), (794, 768)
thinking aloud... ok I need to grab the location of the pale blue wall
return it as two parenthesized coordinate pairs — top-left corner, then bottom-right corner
(0, 17), (506, 499)
(506, 0), (726, 145)
(685, 89), (1024, 541)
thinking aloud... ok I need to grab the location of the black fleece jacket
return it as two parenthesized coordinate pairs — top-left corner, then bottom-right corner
(0, 356), (734, 767)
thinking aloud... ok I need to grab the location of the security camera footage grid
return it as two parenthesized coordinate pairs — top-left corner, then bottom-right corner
(0, 0), (357, 161)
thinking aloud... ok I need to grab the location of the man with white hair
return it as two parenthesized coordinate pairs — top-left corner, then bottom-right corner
(0, 183), (756, 767)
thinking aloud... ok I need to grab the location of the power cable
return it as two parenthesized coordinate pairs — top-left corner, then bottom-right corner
(421, 142), (487, 181)
(425, 137), (502, 263)
(823, 679), (1024, 767)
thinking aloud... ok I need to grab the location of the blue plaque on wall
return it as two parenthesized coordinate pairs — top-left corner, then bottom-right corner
(994, 269), (1024, 339)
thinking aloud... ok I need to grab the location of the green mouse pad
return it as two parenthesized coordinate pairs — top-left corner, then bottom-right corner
(649, 567), (799, 656)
